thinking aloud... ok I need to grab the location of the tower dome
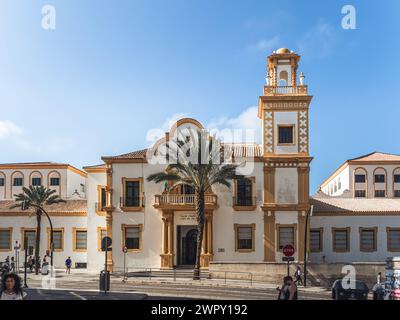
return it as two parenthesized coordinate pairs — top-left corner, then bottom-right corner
(275, 47), (291, 54)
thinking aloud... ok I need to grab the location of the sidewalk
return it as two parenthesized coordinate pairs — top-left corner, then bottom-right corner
(23, 269), (329, 293)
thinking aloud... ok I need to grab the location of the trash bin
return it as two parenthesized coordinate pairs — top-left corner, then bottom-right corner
(99, 270), (110, 291)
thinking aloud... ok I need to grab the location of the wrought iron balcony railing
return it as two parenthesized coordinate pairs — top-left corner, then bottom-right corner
(233, 196), (256, 207)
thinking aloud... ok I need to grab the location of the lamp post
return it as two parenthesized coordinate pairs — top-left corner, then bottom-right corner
(303, 205), (314, 287)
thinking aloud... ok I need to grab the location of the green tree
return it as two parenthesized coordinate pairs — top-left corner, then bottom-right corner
(10, 186), (66, 275)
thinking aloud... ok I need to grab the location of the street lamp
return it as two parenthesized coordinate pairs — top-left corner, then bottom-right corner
(303, 205), (313, 287)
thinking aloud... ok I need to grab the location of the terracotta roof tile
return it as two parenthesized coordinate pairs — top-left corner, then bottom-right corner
(311, 194), (400, 213)
(349, 152), (400, 162)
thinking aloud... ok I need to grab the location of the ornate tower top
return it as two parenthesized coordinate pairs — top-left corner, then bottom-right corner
(264, 48), (307, 96)
(258, 48), (313, 157)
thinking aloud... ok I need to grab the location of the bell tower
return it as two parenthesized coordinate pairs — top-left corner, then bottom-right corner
(259, 48), (313, 263)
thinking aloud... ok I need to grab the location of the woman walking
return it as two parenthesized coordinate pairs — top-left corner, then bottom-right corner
(0, 273), (27, 300)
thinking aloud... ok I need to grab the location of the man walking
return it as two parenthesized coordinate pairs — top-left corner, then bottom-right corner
(294, 265), (303, 286)
(10, 257), (15, 273)
(65, 256), (72, 274)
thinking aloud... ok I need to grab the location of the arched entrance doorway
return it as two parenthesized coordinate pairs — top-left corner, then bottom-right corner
(177, 226), (197, 266)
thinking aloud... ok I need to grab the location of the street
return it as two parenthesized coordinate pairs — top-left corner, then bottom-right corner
(22, 270), (332, 300)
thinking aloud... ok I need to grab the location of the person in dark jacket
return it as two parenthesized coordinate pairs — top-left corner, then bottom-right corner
(277, 276), (298, 300)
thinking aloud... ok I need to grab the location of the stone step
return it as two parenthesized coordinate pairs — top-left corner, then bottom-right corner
(123, 269), (210, 279)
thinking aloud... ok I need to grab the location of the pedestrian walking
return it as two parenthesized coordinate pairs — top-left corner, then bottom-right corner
(29, 256), (34, 272)
(377, 272), (382, 285)
(294, 265), (303, 286)
(65, 256), (72, 274)
(10, 257), (15, 273)
(277, 276), (298, 300)
(0, 273), (27, 300)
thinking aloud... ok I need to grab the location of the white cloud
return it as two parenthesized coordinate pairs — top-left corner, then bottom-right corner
(146, 112), (189, 144)
(247, 35), (281, 54)
(0, 120), (23, 139)
(207, 106), (261, 143)
(297, 20), (336, 58)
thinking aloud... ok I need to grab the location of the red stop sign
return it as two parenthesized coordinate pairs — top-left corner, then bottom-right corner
(283, 244), (295, 257)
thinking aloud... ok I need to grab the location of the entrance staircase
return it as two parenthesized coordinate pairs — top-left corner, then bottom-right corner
(122, 268), (210, 280)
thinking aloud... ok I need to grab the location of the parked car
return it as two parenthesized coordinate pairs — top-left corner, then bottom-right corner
(331, 279), (369, 300)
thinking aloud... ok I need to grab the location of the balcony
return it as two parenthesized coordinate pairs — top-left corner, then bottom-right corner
(232, 196), (257, 211)
(120, 196), (145, 212)
(154, 194), (218, 211)
(263, 85), (308, 96)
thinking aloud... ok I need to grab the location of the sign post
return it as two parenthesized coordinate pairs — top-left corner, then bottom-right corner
(14, 241), (21, 273)
(100, 236), (112, 293)
(282, 244), (295, 277)
(123, 246), (128, 282)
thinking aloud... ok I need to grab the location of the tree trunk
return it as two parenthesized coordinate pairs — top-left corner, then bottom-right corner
(193, 191), (205, 280)
(35, 211), (42, 275)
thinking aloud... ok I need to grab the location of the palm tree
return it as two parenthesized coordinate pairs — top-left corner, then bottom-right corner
(147, 130), (241, 280)
(10, 186), (65, 275)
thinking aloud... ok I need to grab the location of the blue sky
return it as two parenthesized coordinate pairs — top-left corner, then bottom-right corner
(0, 0), (399, 192)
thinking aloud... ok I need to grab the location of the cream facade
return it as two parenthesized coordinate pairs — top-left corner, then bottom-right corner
(0, 48), (397, 273)
(311, 152), (400, 263)
(0, 163), (87, 268)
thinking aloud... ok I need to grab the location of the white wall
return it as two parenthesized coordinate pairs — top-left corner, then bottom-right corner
(0, 216), (87, 268)
(310, 215), (400, 263)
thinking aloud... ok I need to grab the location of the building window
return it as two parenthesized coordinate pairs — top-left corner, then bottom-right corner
(360, 228), (377, 252)
(355, 174), (366, 183)
(234, 224), (255, 252)
(278, 226), (295, 250)
(98, 227), (107, 252)
(387, 228), (400, 252)
(355, 190), (366, 198)
(97, 186), (107, 213)
(22, 230), (36, 250)
(122, 178), (142, 209)
(333, 228), (350, 252)
(0, 228), (12, 251)
(374, 190), (386, 198)
(122, 225), (142, 251)
(73, 229), (87, 251)
(394, 175), (400, 183)
(50, 177), (60, 186)
(0, 178), (4, 187)
(31, 177), (41, 186)
(13, 178), (23, 187)
(48, 229), (63, 251)
(310, 229), (323, 252)
(278, 125), (294, 144)
(235, 178), (253, 206)
(374, 174), (385, 183)
(394, 190), (400, 198)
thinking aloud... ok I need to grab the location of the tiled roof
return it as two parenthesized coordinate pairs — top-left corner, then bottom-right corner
(0, 200), (87, 214)
(349, 152), (400, 162)
(102, 149), (148, 160)
(222, 143), (263, 158)
(104, 144), (263, 161)
(0, 162), (68, 166)
(311, 193), (400, 213)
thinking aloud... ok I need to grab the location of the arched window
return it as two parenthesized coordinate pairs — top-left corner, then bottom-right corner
(0, 171), (5, 199)
(278, 70), (288, 86)
(354, 167), (367, 198)
(373, 167), (387, 198)
(393, 168), (400, 198)
(11, 171), (24, 198)
(48, 170), (61, 195)
(29, 171), (43, 187)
